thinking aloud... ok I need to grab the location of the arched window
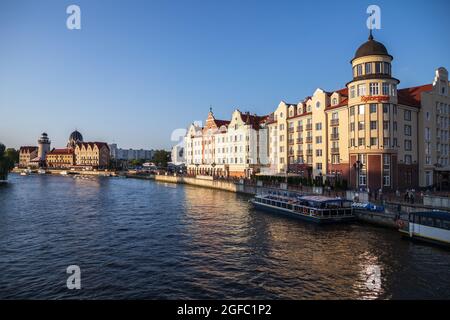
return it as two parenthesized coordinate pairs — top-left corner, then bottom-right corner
(332, 98), (338, 106)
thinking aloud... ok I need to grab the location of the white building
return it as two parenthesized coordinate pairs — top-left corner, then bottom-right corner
(171, 141), (185, 166)
(185, 109), (269, 178)
(109, 144), (155, 161)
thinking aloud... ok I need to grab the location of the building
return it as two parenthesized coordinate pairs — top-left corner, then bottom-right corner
(185, 109), (269, 177)
(266, 30), (450, 190)
(74, 142), (110, 169)
(19, 146), (38, 168)
(109, 144), (155, 161)
(46, 148), (75, 168)
(67, 130), (83, 148)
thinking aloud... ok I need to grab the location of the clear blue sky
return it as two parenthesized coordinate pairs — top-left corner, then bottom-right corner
(1, 0), (449, 150)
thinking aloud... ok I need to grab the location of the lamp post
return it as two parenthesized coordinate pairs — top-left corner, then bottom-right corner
(353, 160), (363, 191)
(211, 162), (216, 177)
(195, 163), (199, 176)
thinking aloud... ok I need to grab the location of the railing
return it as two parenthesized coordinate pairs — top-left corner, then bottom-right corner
(306, 124), (312, 130)
(305, 137), (313, 143)
(297, 138), (303, 144)
(330, 119), (339, 126)
(331, 133), (339, 140)
(288, 127), (295, 133)
(288, 139), (294, 145)
(297, 126), (303, 132)
(306, 149), (313, 156)
(331, 148), (340, 154)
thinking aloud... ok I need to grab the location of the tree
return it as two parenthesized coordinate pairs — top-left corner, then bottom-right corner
(0, 143), (9, 180)
(4, 148), (19, 170)
(152, 150), (171, 168)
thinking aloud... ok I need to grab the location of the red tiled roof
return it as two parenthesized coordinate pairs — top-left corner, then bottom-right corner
(76, 142), (110, 150)
(48, 148), (74, 155)
(240, 113), (268, 129)
(19, 146), (38, 153)
(214, 120), (230, 127)
(397, 84), (432, 108)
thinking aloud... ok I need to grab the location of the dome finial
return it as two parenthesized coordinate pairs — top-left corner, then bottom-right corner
(368, 28), (374, 41)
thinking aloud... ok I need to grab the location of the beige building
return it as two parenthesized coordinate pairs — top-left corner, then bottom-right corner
(46, 148), (75, 168)
(19, 146), (38, 168)
(74, 142), (110, 169)
(267, 31), (450, 190)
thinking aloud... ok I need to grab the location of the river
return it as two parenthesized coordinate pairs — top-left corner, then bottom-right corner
(0, 174), (449, 299)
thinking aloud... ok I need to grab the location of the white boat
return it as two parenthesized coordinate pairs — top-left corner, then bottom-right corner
(398, 211), (450, 247)
(60, 171), (68, 176)
(250, 192), (355, 224)
(37, 169), (47, 175)
(20, 169), (32, 176)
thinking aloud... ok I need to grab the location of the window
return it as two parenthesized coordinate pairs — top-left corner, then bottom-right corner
(316, 163), (323, 170)
(370, 137), (378, 146)
(404, 110), (411, 121)
(375, 62), (382, 73)
(404, 155), (412, 164)
(316, 101), (321, 109)
(350, 86), (356, 98)
(383, 175), (391, 187)
(393, 121), (397, 131)
(370, 104), (377, 113)
(391, 84), (397, 96)
(357, 84), (366, 96)
(383, 121), (389, 130)
(350, 138), (355, 147)
(370, 82), (379, 95)
(316, 149), (322, 157)
(358, 105), (365, 114)
(356, 64), (363, 76)
(332, 112), (338, 120)
(404, 125), (411, 136)
(370, 121), (377, 130)
(350, 122), (355, 131)
(307, 105), (312, 112)
(316, 136), (322, 144)
(383, 62), (391, 75)
(315, 123), (322, 130)
(404, 140), (412, 151)
(393, 138), (398, 147)
(358, 138), (365, 146)
(365, 63), (372, 74)
(350, 106), (355, 116)
(359, 174), (367, 186)
(383, 137), (390, 147)
(382, 83), (390, 95)
(425, 171), (432, 186)
(425, 127), (431, 141)
(358, 121), (365, 130)
(383, 104), (389, 113)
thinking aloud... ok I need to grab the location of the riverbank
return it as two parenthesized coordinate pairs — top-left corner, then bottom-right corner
(12, 168), (116, 177)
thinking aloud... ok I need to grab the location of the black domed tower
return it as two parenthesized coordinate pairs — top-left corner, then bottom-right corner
(67, 130), (83, 148)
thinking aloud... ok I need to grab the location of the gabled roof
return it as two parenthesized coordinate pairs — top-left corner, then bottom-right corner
(19, 146), (38, 154)
(76, 142), (110, 150)
(397, 84), (433, 108)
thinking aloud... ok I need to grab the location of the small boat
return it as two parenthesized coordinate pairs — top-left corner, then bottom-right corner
(20, 169), (32, 176)
(250, 192), (354, 224)
(60, 171), (68, 176)
(398, 211), (450, 247)
(37, 169), (47, 175)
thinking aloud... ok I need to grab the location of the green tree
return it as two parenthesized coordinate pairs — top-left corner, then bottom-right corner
(152, 150), (171, 168)
(4, 148), (19, 169)
(0, 143), (9, 180)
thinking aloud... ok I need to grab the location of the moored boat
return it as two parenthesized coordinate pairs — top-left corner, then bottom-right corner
(60, 171), (68, 176)
(20, 169), (32, 176)
(37, 169), (47, 175)
(250, 192), (354, 224)
(398, 211), (450, 247)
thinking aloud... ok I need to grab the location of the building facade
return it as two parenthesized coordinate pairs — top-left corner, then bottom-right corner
(266, 32), (450, 190)
(109, 144), (155, 161)
(74, 142), (110, 169)
(46, 149), (75, 168)
(185, 109), (269, 178)
(19, 146), (38, 168)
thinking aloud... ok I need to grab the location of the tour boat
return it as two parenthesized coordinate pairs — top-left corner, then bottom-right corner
(250, 192), (354, 224)
(398, 211), (450, 247)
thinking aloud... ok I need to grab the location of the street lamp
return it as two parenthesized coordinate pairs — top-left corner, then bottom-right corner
(211, 162), (216, 177)
(352, 160), (363, 191)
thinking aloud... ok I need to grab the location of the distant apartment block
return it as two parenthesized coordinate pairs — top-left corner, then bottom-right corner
(109, 144), (155, 161)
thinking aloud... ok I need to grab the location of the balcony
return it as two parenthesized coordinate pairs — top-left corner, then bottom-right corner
(331, 133), (339, 140)
(288, 139), (295, 145)
(297, 138), (303, 144)
(330, 119), (339, 126)
(331, 148), (340, 154)
(306, 124), (313, 131)
(297, 126), (303, 132)
(306, 149), (313, 156)
(288, 150), (295, 156)
(306, 137), (313, 143)
(288, 127), (295, 133)
(297, 150), (303, 156)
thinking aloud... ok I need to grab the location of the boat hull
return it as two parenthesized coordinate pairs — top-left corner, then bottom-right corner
(251, 200), (355, 224)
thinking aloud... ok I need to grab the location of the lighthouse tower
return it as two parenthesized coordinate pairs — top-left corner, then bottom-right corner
(37, 132), (51, 166)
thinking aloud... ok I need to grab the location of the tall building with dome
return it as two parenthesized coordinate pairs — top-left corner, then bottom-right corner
(67, 130), (83, 149)
(260, 30), (449, 190)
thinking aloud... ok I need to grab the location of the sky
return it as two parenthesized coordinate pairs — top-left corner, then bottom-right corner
(0, 0), (449, 150)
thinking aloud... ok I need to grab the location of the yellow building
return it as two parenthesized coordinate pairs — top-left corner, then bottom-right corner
(46, 148), (75, 168)
(74, 142), (110, 169)
(267, 31), (450, 190)
(19, 146), (38, 168)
